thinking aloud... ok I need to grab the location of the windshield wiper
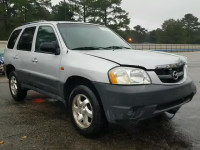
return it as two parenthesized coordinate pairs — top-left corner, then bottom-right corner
(104, 46), (131, 50)
(72, 46), (132, 50)
(72, 46), (105, 50)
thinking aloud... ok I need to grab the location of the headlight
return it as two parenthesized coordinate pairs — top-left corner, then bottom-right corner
(109, 67), (151, 85)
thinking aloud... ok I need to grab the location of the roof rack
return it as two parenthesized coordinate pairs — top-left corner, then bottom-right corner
(23, 20), (46, 25)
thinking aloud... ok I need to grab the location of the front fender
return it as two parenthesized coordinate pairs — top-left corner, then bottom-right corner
(59, 51), (119, 84)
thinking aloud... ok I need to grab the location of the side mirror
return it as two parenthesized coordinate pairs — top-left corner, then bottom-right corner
(40, 41), (60, 55)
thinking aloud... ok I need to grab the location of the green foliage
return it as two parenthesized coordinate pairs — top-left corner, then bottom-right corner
(52, 1), (74, 21)
(157, 14), (200, 44)
(0, 0), (199, 44)
(133, 25), (148, 43)
(68, 0), (130, 31)
(0, 0), (52, 40)
(182, 14), (200, 31)
(124, 14), (200, 44)
(149, 29), (162, 43)
(89, 0), (130, 31)
(160, 19), (185, 44)
(68, 0), (95, 22)
(120, 25), (149, 43)
(0, 0), (130, 40)
(181, 14), (200, 43)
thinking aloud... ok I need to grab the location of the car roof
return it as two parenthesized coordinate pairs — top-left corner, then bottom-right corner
(14, 21), (102, 30)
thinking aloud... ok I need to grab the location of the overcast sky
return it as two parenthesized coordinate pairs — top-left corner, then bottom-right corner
(51, 0), (200, 31)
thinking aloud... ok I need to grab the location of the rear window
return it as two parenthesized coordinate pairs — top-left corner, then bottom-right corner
(17, 27), (36, 51)
(7, 29), (22, 49)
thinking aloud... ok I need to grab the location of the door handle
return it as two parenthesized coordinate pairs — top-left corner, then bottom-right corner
(13, 55), (19, 60)
(32, 58), (38, 63)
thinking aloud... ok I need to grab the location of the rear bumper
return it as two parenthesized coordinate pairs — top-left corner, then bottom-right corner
(93, 77), (196, 124)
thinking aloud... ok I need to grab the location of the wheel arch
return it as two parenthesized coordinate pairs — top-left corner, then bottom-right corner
(6, 64), (15, 78)
(64, 76), (106, 115)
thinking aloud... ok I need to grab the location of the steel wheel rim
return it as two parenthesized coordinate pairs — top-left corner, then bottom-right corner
(72, 94), (93, 129)
(10, 76), (18, 96)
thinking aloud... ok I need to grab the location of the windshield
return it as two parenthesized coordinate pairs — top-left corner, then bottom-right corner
(57, 23), (131, 50)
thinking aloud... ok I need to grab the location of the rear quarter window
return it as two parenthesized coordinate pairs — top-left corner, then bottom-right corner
(7, 29), (22, 49)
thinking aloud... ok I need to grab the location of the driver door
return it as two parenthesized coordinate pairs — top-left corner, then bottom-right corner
(30, 25), (62, 96)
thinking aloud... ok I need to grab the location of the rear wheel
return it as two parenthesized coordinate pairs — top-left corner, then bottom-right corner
(9, 71), (27, 101)
(69, 85), (106, 137)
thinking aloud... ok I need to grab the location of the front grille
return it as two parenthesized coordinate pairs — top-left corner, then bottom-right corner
(155, 62), (185, 83)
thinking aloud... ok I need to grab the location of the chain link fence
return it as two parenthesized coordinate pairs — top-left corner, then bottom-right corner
(131, 44), (200, 52)
(1, 41), (200, 52)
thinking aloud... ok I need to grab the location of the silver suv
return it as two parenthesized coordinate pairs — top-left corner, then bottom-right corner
(4, 21), (196, 136)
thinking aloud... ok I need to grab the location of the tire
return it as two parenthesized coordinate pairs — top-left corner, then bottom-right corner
(9, 71), (27, 101)
(69, 85), (105, 137)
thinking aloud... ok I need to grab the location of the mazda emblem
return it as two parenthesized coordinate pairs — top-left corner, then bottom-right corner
(172, 71), (179, 80)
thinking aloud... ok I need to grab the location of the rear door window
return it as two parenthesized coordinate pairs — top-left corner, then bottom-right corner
(7, 29), (22, 49)
(17, 27), (36, 51)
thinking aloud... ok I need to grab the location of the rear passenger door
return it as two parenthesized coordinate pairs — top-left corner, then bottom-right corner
(16, 26), (36, 85)
(30, 25), (62, 96)
(6, 29), (22, 73)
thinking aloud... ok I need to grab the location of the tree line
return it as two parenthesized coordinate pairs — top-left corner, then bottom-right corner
(123, 14), (200, 44)
(0, 0), (200, 44)
(0, 0), (130, 40)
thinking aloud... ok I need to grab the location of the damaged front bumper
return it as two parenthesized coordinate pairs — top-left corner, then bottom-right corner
(93, 76), (196, 124)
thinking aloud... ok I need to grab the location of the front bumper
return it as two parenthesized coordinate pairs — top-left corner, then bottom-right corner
(93, 77), (196, 124)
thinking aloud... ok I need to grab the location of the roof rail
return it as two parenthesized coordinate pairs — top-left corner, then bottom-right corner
(23, 20), (46, 25)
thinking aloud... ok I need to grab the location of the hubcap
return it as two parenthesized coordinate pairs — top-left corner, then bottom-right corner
(72, 94), (93, 129)
(10, 76), (18, 96)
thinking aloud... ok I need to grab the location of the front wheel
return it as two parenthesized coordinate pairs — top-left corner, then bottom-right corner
(9, 71), (27, 101)
(69, 85), (106, 137)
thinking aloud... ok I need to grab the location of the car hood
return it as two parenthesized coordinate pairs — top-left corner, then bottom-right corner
(78, 50), (186, 69)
